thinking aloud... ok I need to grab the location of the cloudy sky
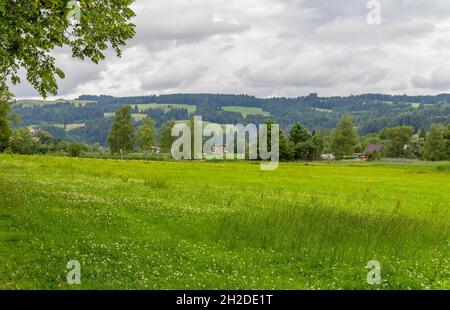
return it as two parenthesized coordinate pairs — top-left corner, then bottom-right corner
(10, 0), (450, 99)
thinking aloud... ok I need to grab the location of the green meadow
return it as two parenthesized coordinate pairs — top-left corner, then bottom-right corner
(53, 123), (86, 132)
(222, 106), (270, 117)
(104, 113), (148, 121)
(15, 99), (95, 106)
(134, 103), (197, 114)
(0, 155), (448, 289)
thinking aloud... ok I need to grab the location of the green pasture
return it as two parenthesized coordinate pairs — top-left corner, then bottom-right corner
(0, 155), (448, 289)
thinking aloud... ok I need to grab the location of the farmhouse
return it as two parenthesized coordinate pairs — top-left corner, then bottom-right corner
(360, 144), (384, 160)
(213, 144), (228, 154)
(26, 125), (40, 134)
(321, 154), (335, 161)
(151, 146), (161, 154)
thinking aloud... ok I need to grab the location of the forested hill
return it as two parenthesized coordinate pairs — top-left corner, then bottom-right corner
(13, 93), (450, 146)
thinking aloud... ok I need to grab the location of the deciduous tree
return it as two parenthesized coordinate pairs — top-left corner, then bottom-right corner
(423, 124), (447, 161)
(0, 86), (11, 152)
(382, 126), (414, 158)
(331, 114), (358, 158)
(107, 105), (134, 155)
(68, 142), (83, 157)
(135, 117), (157, 156)
(0, 0), (135, 97)
(160, 120), (177, 153)
(290, 123), (311, 145)
(0, 0), (135, 153)
(10, 128), (35, 154)
(445, 124), (450, 159)
(279, 130), (295, 161)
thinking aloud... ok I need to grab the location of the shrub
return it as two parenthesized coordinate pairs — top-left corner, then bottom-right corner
(68, 142), (82, 157)
(367, 151), (382, 161)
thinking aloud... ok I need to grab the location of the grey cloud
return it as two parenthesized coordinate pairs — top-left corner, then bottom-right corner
(314, 18), (435, 46)
(361, 68), (388, 85)
(137, 20), (249, 43)
(141, 64), (209, 91)
(390, 81), (408, 92)
(296, 0), (450, 21)
(131, 0), (249, 47)
(411, 66), (450, 90)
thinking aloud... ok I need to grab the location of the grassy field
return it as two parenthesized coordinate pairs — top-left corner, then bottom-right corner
(53, 123), (86, 132)
(313, 107), (333, 113)
(222, 106), (270, 117)
(14, 99), (95, 106)
(0, 155), (448, 290)
(134, 103), (197, 114)
(104, 113), (148, 121)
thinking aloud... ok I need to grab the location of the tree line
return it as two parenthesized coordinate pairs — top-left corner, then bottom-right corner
(11, 92), (450, 148)
(1, 2), (449, 161)
(2, 101), (450, 162)
(105, 105), (450, 162)
(107, 105), (176, 156)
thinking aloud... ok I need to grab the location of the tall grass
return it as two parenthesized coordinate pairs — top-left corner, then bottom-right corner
(0, 154), (448, 289)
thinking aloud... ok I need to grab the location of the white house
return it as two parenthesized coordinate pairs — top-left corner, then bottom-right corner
(213, 144), (228, 154)
(321, 154), (336, 161)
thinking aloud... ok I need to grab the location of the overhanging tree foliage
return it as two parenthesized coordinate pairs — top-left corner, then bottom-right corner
(0, 0), (135, 153)
(0, 0), (136, 98)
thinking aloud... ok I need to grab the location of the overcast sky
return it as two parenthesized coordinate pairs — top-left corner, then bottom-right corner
(10, 0), (450, 99)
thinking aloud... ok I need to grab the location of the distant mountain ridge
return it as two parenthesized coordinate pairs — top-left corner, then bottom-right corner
(11, 93), (450, 146)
